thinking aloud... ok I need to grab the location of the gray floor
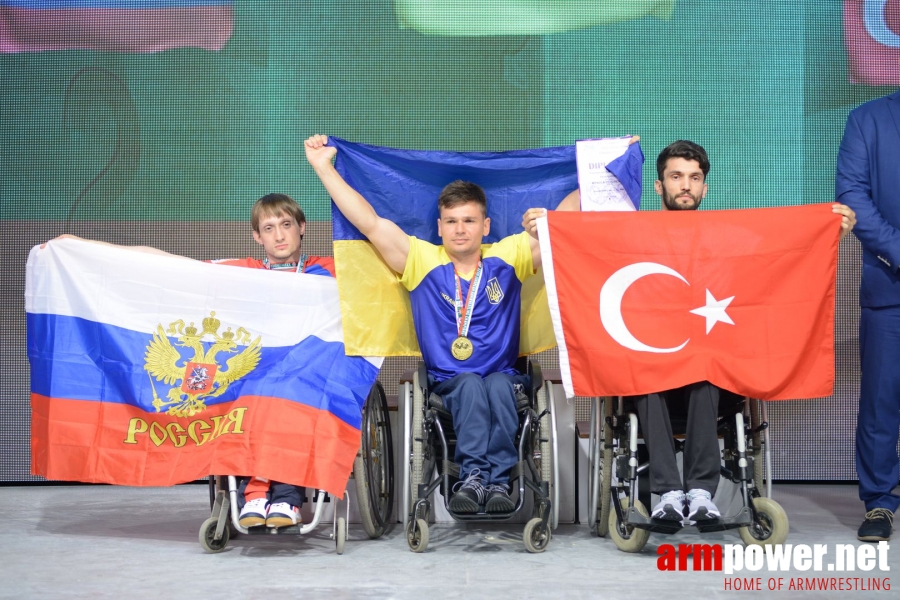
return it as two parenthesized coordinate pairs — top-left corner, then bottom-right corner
(0, 484), (896, 599)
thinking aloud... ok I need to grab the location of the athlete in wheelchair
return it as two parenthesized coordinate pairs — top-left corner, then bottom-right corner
(304, 134), (556, 553)
(407, 356), (554, 553)
(587, 387), (788, 553)
(202, 381), (394, 554)
(549, 139), (853, 553)
(198, 193), (394, 553)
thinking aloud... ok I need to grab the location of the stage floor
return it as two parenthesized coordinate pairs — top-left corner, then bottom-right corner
(0, 483), (895, 599)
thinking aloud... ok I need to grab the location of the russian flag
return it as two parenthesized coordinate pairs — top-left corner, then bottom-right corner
(0, 0), (233, 53)
(26, 238), (381, 495)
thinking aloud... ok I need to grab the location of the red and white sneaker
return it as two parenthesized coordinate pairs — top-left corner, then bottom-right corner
(266, 502), (302, 528)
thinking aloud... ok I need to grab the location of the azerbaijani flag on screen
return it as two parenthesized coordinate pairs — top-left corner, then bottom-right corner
(26, 238), (381, 495)
(0, 0), (233, 53)
(393, 0), (675, 36)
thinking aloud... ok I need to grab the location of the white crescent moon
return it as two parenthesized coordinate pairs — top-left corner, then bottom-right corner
(599, 262), (690, 353)
(865, 0), (900, 48)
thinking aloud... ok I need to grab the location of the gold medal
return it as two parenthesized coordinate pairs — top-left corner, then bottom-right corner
(451, 336), (474, 361)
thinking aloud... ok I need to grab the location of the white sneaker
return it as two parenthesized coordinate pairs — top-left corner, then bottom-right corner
(238, 497), (269, 528)
(266, 502), (301, 528)
(651, 490), (686, 520)
(686, 489), (720, 521)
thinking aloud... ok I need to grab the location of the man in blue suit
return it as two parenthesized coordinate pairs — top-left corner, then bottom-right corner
(837, 89), (900, 542)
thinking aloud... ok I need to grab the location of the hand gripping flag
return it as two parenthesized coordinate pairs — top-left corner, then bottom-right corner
(844, 0), (900, 85)
(0, 1), (233, 53)
(328, 136), (643, 357)
(538, 204), (840, 400)
(27, 239), (381, 495)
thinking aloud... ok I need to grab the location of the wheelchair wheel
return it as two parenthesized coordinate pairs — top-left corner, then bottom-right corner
(534, 385), (553, 498)
(523, 517), (551, 553)
(355, 381), (395, 539)
(593, 397), (614, 537)
(406, 518), (429, 553)
(609, 497), (650, 553)
(335, 517), (347, 555)
(533, 381), (558, 530)
(410, 370), (427, 509)
(199, 517), (229, 553)
(748, 398), (766, 496)
(739, 497), (789, 548)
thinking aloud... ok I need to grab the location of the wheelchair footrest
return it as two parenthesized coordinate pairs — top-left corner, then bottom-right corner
(243, 524), (303, 535)
(626, 506), (754, 534)
(448, 511), (519, 522)
(694, 507), (753, 533)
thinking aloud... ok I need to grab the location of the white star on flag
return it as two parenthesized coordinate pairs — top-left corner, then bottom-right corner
(690, 289), (735, 334)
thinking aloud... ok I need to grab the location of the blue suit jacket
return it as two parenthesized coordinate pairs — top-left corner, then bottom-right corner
(836, 89), (900, 308)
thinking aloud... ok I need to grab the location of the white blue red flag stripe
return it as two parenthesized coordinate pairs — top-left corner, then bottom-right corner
(26, 238), (381, 494)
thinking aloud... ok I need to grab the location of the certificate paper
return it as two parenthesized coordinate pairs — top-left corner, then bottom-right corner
(575, 137), (636, 211)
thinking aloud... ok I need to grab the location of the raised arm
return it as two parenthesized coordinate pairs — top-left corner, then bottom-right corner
(520, 186), (586, 268)
(553, 135), (639, 213)
(519, 191), (581, 269)
(519, 207), (545, 270)
(304, 135), (410, 274)
(556, 189), (581, 212)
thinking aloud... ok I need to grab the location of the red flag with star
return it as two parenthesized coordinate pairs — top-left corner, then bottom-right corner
(537, 205), (839, 400)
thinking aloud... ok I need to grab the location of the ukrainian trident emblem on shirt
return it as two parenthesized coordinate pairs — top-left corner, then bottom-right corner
(485, 277), (504, 304)
(143, 312), (261, 417)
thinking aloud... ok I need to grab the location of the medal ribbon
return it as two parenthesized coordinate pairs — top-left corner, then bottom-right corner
(264, 254), (308, 273)
(454, 261), (483, 338)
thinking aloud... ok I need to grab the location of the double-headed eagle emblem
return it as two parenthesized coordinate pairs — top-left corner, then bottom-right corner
(143, 312), (261, 417)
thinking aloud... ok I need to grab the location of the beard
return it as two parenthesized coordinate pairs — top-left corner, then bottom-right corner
(662, 190), (701, 211)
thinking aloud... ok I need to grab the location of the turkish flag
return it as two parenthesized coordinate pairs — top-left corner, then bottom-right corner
(538, 205), (840, 400)
(845, 0), (900, 85)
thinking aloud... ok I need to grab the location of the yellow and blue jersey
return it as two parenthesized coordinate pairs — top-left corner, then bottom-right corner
(400, 232), (534, 381)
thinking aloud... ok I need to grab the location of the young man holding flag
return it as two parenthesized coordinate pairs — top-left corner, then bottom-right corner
(304, 133), (546, 513)
(43, 193), (335, 529)
(524, 140), (856, 522)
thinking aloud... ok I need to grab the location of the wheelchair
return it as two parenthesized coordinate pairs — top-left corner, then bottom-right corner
(401, 359), (557, 553)
(587, 391), (788, 553)
(199, 381), (394, 554)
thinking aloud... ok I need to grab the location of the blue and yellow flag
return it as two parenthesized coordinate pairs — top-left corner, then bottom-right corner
(329, 137), (584, 357)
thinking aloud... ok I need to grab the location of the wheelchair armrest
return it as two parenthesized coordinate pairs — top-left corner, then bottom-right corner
(417, 360), (429, 394)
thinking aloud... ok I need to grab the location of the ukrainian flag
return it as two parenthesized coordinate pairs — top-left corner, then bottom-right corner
(329, 137), (582, 358)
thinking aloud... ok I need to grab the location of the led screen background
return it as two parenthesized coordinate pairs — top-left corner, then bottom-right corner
(1, 1), (896, 482)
